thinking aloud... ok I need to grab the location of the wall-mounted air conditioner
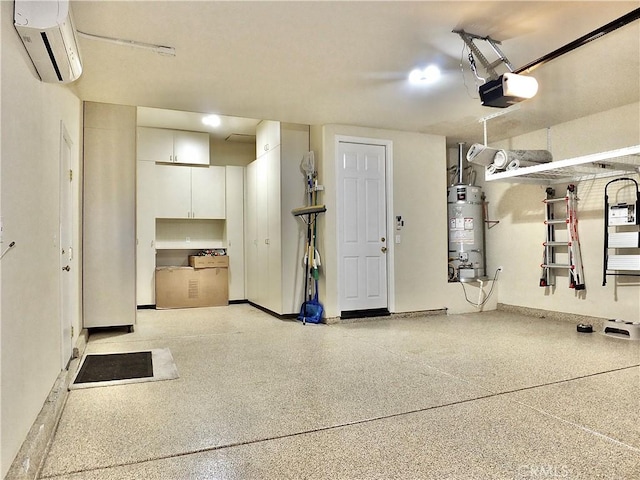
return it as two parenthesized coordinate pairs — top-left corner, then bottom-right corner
(14, 0), (83, 83)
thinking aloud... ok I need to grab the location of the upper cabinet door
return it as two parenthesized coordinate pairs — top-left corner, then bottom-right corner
(137, 127), (174, 162)
(191, 166), (225, 219)
(173, 130), (210, 165)
(137, 127), (210, 165)
(256, 120), (281, 157)
(155, 164), (192, 218)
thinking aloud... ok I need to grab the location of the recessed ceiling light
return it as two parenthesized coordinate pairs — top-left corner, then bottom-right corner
(202, 114), (221, 127)
(409, 65), (441, 85)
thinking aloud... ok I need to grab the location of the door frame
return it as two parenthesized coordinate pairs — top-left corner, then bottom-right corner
(59, 121), (74, 369)
(334, 135), (395, 314)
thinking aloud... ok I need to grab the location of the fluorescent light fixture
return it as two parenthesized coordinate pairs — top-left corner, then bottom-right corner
(479, 72), (538, 108)
(202, 114), (221, 127)
(409, 65), (440, 84)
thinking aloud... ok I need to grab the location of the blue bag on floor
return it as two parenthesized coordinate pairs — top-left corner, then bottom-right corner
(298, 296), (323, 324)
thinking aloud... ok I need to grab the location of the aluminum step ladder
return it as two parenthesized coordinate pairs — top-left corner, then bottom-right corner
(602, 177), (640, 286)
(540, 184), (585, 290)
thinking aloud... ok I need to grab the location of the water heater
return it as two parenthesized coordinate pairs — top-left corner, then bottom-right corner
(448, 144), (486, 281)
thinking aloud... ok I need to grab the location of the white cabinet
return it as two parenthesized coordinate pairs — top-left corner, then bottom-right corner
(246, 160), (258, 303)
(155, 164), (226, 219)
(225, 166), (245, 301)
(135, 161), (232, 305)
(84, 103), (136, 328)
(136, 161), (157, 305)
(256, 120), (280, 156)
(137, 127), (174, 162)
(137, 127), (210, 165)
(246, 122), (309, 315)
(155, 164), (192, 218)
(192, 165), (226, 219)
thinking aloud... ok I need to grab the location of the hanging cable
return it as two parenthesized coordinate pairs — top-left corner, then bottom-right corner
(459, 44), (479, 99)
(460, 267), (501, 307)
(460, 44), (486, 99)
(468, 51), (486, 84)
(0, 241), (16, 260)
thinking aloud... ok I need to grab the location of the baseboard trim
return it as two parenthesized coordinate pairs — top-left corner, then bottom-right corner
(6, 342), (85, 480)
(497, 303), (608, 330)
(247, 301), (298, 320)
(331, 308), (448, 324)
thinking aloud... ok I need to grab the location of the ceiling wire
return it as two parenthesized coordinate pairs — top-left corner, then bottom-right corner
(459, 43), (480, 99)
(468, 51), (486, 84)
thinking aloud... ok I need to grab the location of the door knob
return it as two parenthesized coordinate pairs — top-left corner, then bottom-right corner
(62, 265), (70, 271)
(381, 246), (387, 253)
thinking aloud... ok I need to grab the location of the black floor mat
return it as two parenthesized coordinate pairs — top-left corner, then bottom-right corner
(74, 352), (153, 384)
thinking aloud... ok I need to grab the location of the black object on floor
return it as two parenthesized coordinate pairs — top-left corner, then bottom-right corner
(341, 308), (391, 319)
(74, 352), (153, 384)
(577, 323), (594, 333)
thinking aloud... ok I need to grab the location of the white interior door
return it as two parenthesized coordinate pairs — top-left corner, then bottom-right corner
(59, 123), (73, 368)
(337, 141), (388, 312)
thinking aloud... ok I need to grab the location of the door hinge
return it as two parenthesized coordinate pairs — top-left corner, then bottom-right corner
(71, 326), (74, 337)
(69, 169), (73, 182)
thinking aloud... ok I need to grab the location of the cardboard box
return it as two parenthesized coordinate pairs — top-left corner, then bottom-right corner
(188, 255), (229, 268)
(155, 266), (228, 309)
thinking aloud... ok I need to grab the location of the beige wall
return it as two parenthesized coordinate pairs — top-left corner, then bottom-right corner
(483, 102), (640, 320)
(314, 124), (498, 319)
(0, 2), (82, 475)
(209, 138), (255, 167)
(313, 103), (640, 321)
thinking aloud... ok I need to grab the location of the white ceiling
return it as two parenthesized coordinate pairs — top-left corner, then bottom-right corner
(70, 1), (640, 147)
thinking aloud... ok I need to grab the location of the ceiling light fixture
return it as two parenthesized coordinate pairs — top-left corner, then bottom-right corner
(409, 65), (440, 84)
(202, 114), (221, 127)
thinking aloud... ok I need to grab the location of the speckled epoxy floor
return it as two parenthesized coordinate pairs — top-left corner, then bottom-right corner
(39, 306), (640, 479)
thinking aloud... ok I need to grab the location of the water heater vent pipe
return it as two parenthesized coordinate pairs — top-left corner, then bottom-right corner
(457, 142), (465, 185)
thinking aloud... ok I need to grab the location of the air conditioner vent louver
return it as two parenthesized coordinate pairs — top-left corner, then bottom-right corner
(41, 32), (64, 82)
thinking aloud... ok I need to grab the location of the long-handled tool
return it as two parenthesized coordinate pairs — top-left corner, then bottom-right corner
(292, 204), (326, 324)
(292, 152), (326, 324)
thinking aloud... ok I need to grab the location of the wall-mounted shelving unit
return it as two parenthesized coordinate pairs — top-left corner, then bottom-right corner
(484, 145), (640, 184)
